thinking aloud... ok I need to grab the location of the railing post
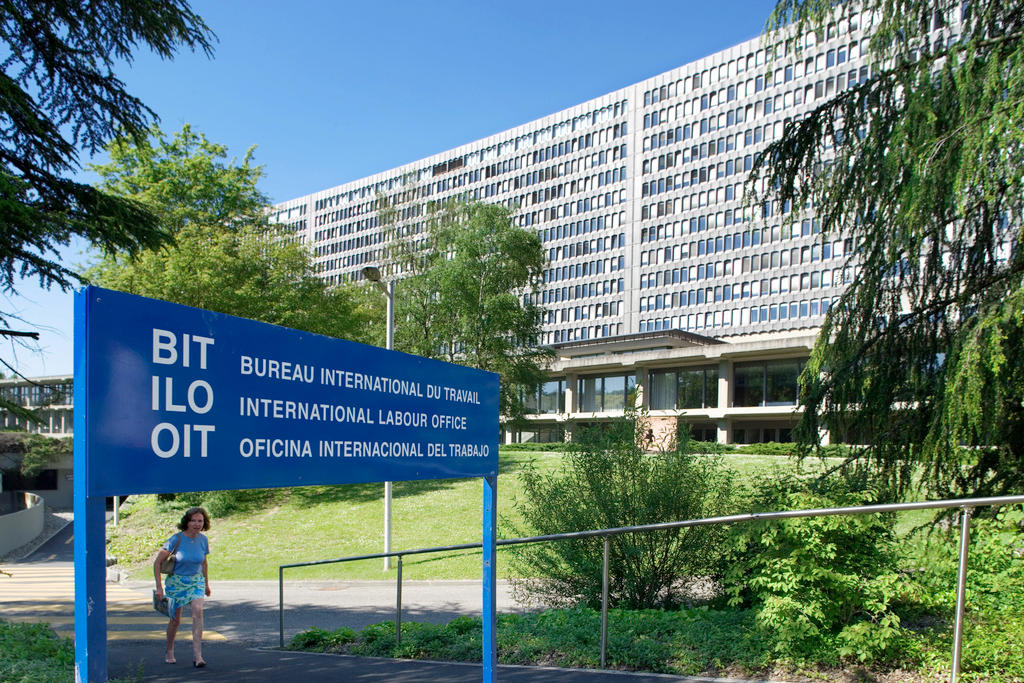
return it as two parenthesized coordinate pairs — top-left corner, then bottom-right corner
(951, 506), (973, 683)
(601, 536), (609, 669)
(396, 555), (403, 645)
(278, 566), (285, 648)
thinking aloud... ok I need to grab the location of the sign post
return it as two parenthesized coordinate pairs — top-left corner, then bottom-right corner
(73, 287), (499, 681)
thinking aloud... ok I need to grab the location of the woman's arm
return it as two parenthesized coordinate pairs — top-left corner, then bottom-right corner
(202, 557), (210, 596)
(154, 549), (169, 598)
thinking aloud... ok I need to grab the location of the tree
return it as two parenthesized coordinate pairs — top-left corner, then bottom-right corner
(0, 0), (212, 423)
(385, 199), (550, 419)
(0, 0), (213, 303)
(506, 413), (737, 609)
(87, 125), (372, 342)
(752, 0), (1024, 498)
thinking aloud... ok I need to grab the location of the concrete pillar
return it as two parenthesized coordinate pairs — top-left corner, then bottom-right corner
(716, 419), (732, 444)
(634, 367), (649, 409)
(563, 373), (577, 443)
(717, 359), (731, 409)
(564, 373), (578, 414)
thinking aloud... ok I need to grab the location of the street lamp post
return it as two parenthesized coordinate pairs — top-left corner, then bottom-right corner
(362, 266), (395, 570)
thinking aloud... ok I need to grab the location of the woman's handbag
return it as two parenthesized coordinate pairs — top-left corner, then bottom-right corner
(152, 590), (170, 616)
(159, 533), (182, 574)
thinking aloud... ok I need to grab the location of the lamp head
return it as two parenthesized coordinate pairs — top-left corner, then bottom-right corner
(361, 266), (382, 282)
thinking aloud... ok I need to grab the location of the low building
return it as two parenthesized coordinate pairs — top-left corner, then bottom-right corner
(512, 329), (817, 446)
(0, 375), (74, 509)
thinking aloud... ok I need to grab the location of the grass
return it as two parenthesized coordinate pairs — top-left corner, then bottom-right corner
(106, 448), (921, 581)
(108, 449), (800, 580)
(108, 449), (564, 580)
(0, 619), (142, 683)
(0, 620), (74, 683)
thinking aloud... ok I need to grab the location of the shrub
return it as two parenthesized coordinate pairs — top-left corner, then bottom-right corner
(286, 626), (357, 652)
(175, 487), (275, 518)
(501, 442), (571, 452)
(0, 620), (73, 683)
(908, 505), (1024, 679)
(505, 410), (737, 609)
(687, 439), (733, 454)
(723, 473), (910, 664)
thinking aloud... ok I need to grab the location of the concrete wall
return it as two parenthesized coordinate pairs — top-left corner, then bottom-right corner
(0, 492), (44, 557)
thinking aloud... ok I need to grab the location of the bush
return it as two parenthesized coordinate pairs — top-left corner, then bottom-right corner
(907, 505), (1024, 680)
(505, 410), (737, 609)
(0, 620), (73, 683)
(723, 473), (910, 664)
(501, 442), (571, 452)
(687, 439), (733, 454)
(175, 487), (275, 518)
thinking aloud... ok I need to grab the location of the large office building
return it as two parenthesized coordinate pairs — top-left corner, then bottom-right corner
(272, 12), (872, 444)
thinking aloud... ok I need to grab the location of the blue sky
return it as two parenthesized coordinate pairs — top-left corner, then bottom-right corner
(5, 0), (776, 378)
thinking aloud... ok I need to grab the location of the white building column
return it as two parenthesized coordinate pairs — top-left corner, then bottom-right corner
(716, 419), (733, 444)
(563, 373), (577, 442)
(717, 359), (732, 444)
(634, 367), (649, 409)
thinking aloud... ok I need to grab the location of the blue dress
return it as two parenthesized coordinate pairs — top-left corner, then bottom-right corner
(162, 532), (210, 616)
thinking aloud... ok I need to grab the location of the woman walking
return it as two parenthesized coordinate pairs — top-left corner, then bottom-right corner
(154, 506), (211, 667)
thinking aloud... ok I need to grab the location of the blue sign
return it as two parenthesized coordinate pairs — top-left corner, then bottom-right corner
(77, 286), (499, 496)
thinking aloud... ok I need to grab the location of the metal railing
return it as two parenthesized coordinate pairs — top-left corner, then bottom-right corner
(279, 494), (1024, 682)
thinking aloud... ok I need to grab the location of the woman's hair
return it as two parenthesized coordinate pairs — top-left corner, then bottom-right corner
(177, 506), (211, 531)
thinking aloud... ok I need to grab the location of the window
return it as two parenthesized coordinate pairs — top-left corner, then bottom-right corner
(649, 366), (718, 410)
(537, 379), (566, 414)
(578, 373), (637, 412)
(733, 359), (805, 407)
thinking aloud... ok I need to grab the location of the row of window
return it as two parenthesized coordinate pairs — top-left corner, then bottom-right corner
(544, 257), (625, 283)
(548, 299), (622, 324)
(642, 265), (845, 301)
(546, 323), (624, 345)
(541, 279), (625, 305)
(0, 382), (72, 406)
(519, 190), (624, 226)
(640, 270), (841, 313)
(525, 358), (804, 416)
(640, 235), (847, 278)
(639, 8), (862, 109)
(639, 297), (836, 333)
(547, 232), (625, 261)
(540, 213), (622, 243)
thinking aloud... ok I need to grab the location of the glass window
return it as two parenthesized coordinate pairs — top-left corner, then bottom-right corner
(705, 366), (719, 407)
(733, 363), (765, 407)
(603, 375), (626, 410)
(579, 376), (602, 412)
(678, 368), (705, 408)
(766, 360), (802, 405)
(539, 379), (565, 414)
(650, 371), (677, 409)
(733, 359), (804, 406)
(577, 373), (636, 412)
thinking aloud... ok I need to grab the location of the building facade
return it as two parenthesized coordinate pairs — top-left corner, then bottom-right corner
(272, 12), (873, 442)
(0, 375), (74, 509)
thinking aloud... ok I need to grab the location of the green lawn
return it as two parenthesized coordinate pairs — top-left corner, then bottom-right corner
(109, 450), (565, 580)
(106, 448), (925, 581)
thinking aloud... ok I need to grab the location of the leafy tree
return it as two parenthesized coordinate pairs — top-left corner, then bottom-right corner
(506, 414), (737, 609)
(0, 0), (213, 302)
(0, 0), (213, 419)
(752, 0), (1024, 497)
(87, 125), (372, 342)
(385, 199), (550, 419)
